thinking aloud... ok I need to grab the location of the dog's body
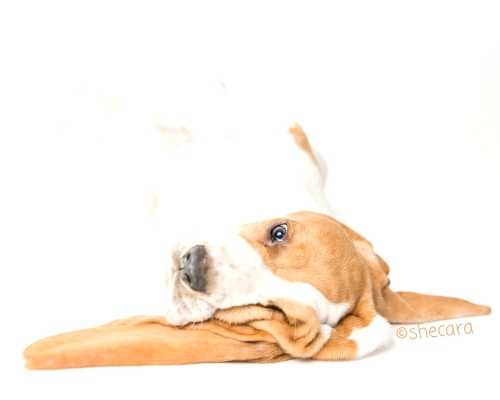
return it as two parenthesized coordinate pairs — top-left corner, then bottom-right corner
(152, 120), (332, 234)
(148, 118), (490, 360)
(23, 106), (492, 368)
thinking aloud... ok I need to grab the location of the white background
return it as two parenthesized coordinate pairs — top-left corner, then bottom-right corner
(1, 1), (499, 399)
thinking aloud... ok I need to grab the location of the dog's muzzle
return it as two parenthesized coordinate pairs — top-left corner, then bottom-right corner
(180, 245), (210, 292)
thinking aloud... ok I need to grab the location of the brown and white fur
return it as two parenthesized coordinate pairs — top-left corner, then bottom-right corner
(149, 117), (491, 360)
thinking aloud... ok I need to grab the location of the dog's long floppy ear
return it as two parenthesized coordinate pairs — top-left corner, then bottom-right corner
(23, 314), (291, 369)
(24, 301), (339, 369)
(215, 300), (332, 359)
(376, 287), (491, 324)
(336, 221), (492, 324)
(23, 302), (340, 369)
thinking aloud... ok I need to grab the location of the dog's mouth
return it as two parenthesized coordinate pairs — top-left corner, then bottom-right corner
(165, 245), (221, 325)
(165, 271), (218, 325)
(164, 231), (267, 326)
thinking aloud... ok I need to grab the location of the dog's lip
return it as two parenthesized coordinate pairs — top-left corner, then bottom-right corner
(170, 248), (182, 273)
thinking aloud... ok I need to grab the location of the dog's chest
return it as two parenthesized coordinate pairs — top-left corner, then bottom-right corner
(154, 135), (329, 230)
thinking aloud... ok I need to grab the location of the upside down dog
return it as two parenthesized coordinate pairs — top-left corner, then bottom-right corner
(23, 119), (491, 368)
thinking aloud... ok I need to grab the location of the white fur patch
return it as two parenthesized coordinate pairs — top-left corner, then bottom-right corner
(348, 314), (392, 358)
(153, 128), (332, 232)
(256, 275), (350, 326)
(319, 324), (333, 341)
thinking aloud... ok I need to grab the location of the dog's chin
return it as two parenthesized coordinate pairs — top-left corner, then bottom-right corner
(165, 313), (191, 326)
(165, 303), (216, 326)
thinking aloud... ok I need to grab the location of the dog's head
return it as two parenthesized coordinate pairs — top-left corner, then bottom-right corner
(165, 210), (490, 327)
(165, 211), (365, 325)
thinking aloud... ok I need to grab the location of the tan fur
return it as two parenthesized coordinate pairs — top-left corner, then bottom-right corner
(240, 211), (491, 324)
(237, 211), (491, 359)
(239, 212), (370, 313)
(23, 315), (291, 369)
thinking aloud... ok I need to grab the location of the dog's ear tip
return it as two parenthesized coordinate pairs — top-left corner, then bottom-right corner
(22, 345), (50, 370)
(463, 302), (491, 317)
(23, 339), (52, 369)
(479, 305), (492, 315)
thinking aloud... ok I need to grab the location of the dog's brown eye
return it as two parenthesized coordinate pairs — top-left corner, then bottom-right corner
(270, 224), (287, 242)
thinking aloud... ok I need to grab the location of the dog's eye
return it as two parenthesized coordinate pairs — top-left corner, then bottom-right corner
(270, 224), (287, 242)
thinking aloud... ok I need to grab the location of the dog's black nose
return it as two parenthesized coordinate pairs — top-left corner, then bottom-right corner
(180, 245), (209, 292)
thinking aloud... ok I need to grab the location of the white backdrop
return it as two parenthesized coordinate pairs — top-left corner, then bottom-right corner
(1, 1), (499, 399)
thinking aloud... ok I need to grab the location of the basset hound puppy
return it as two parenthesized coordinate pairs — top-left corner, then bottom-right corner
(23, 120), (491, 368)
